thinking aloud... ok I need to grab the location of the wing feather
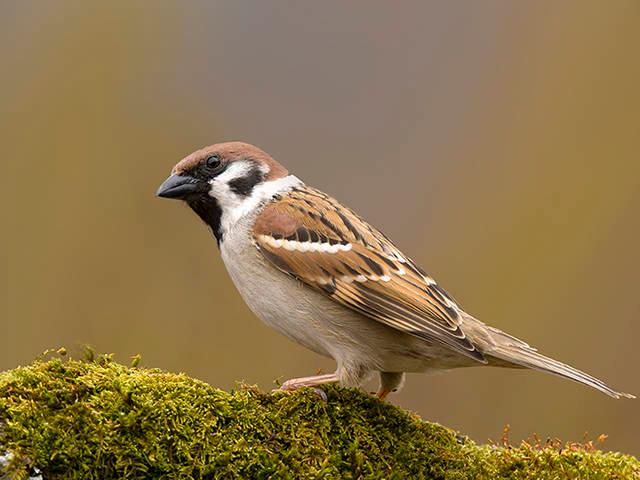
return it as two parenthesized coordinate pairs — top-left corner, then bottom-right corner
(252, 186), (486, 363)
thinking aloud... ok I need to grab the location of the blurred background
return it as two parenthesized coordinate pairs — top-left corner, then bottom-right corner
(3, 1), (639, 456)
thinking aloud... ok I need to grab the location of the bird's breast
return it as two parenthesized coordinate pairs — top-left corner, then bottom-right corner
(219, 221), (340, 357)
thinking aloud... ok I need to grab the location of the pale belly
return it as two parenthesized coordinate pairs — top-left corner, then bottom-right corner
(219, 224), (472, 374)
(221, 235), (342, 358)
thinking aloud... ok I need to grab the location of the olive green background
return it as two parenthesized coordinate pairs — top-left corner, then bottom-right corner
(3, 1), (639, 456)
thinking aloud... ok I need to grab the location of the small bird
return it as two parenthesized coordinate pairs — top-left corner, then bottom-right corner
(157, 142), (634, 400)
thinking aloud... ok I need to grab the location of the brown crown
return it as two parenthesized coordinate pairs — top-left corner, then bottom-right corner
(172, 141), (288, 180)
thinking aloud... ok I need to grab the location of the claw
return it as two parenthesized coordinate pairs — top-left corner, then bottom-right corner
(312, 388), (328, 401)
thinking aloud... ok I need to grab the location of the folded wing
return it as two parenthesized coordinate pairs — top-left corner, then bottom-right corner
(252, 186), (487, 363)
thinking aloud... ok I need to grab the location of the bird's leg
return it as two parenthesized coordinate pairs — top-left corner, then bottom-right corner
(280, 372), (339, 391)
(376, 372), (405, 400)
(376, 389), (391, 400)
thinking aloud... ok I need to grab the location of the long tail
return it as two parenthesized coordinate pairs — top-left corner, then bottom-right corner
(488, 343), (635, 399)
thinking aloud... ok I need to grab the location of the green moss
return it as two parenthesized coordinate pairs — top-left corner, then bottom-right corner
(0, 357), (637, 479)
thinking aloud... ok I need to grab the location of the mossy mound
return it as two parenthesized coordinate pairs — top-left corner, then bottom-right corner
(0, 357), (638, 479)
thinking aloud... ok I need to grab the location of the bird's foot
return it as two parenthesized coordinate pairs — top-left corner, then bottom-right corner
(274, 385), (328, 401)
(273, 373), (336, 401)
(279, 373), (338, 391)
(274, 373), (338, 402)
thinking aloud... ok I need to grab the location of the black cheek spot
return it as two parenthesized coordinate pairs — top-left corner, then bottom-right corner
(228, 167), (264, 197)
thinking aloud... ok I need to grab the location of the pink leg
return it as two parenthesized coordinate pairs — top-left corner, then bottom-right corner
(376, 372), (405, 400)
(376, 389), (391, 400)
(280, 373), (339, 391)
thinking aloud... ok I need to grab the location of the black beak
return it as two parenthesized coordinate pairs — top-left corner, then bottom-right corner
(156, 174), (206, 199)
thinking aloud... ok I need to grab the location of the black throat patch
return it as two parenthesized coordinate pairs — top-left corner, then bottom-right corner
(187, 195), (224, 245)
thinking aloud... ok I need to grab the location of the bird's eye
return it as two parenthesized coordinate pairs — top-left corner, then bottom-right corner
(206, 154), (221, 170)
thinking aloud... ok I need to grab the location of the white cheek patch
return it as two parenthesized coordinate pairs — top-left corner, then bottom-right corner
(214, 169), (303, 236)
(209, 161), (256, 207)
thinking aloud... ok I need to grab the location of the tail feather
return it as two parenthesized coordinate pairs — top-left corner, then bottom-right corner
(489, 345), (635, 399)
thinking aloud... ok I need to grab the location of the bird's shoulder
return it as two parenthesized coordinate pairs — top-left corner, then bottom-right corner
(253, 185), (403, 259)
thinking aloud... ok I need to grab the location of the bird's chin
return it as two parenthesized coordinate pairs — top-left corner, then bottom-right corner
(186, 195), (224, 244)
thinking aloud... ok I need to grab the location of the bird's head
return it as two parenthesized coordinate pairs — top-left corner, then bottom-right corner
(157, 142), (295, 243)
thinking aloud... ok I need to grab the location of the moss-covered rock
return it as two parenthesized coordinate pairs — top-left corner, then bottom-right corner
(0, 356), (638, 479)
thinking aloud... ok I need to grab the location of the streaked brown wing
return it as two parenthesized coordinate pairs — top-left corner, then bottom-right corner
(252, 186), (486, 363)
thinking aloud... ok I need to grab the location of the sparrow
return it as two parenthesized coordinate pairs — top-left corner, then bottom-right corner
(157, 142), (634, 400)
